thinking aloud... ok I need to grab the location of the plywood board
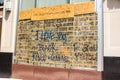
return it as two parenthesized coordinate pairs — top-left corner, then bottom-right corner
(19, 10), (31, 20)
(31, 4), (74, 20)
(75, 2), (95, 15)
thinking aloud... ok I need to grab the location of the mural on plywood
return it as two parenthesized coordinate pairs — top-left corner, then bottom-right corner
(15, 2), (97, 69)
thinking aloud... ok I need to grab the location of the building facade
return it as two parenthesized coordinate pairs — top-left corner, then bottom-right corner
(13, 0), (103, 80)
(104, 0), (120, 80)
(0, 0), (18, 52)
(0, 0), (120, 80)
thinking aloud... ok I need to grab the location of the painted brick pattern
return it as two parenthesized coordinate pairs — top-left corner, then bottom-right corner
(15, 12), (97, 69)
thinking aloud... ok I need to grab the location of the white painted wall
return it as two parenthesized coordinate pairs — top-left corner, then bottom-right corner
(0, 0), (18, 52)
(104, 0), (120, 56)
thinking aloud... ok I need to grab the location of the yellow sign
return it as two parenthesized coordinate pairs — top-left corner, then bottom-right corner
(19, 2), (95, 20)
(31, 4), (74, 20)
(19, 10), (31, 20)
(75, 2), (95, 15)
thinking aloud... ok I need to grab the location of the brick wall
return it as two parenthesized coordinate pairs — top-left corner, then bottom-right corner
(15, 12), (97, 69)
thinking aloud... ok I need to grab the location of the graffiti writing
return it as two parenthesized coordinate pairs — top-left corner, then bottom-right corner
(35, 30), (66, 41)
(16, 14), (97, 68)
(74, 52), (97, 61)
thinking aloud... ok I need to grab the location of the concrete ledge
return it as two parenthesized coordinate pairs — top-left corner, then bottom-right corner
(12, 64), (34, 80)
(69, 69), (102, 80)
(12, 64), (102, 80)
(0, 78), (22, 80)
(34, 66), (69, 80)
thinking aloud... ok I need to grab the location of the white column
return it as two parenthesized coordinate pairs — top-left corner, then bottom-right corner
(1, 0), (19, 53)
(12, 0), (19, 63)
(96, 0), (104, 71)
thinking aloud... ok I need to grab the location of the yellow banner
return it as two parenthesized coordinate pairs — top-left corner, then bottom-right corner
(75, 2), (95, 15)
(19, 10), (31, 20)
(31, 4), (74, 20)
